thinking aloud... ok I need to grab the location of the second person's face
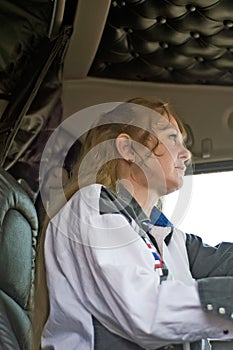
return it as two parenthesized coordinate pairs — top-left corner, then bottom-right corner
(133, 114), (191, 197)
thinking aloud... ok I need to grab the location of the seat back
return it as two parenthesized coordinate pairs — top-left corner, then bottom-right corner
(0, 166), (38, 349)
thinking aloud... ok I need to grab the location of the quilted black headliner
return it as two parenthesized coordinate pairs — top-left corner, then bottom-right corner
(89, 0), (233, 86)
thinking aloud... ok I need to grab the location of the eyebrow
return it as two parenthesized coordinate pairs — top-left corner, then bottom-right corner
(165, 125), (177, 131)
(156, 123), (177, 132)
(153, 117), (175, 130)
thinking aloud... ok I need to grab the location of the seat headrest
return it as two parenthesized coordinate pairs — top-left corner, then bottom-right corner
(0, 167), (38, 310)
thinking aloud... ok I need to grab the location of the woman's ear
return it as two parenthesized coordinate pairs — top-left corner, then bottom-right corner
(115, 133), (135, 163)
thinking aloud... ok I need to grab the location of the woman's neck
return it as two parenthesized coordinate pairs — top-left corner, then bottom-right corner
(118, 178), (159, 217)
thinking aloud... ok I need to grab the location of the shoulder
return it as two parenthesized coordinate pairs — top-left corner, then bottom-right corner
(48, 184), (136, 248)
(51, 183), (127, 226)
(50, 184), (104, 229)
(69, 183), (104, 208)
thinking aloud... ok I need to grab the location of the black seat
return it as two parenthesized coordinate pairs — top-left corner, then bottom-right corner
(0, 166), (38, 349)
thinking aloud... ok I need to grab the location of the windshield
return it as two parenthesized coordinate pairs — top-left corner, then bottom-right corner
(162, 171), (233, 246)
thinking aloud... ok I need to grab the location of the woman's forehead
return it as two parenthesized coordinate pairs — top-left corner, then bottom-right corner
(151, 113), (180, 133)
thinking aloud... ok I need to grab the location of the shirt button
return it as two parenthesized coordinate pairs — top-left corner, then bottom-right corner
(219, 307), (226, 314)
(206, 304), (213, 311)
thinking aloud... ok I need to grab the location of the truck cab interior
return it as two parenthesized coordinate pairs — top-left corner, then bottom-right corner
(0, 0), (233, 349)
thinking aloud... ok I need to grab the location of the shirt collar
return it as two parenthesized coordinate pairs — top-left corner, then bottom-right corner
(117, 183), (173, 229)
(150, 206), (174, 228)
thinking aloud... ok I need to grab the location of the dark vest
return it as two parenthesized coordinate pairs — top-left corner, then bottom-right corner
(93, 317), (205, 350)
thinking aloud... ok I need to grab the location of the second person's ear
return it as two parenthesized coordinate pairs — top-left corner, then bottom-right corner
(115, 133), (135, 163)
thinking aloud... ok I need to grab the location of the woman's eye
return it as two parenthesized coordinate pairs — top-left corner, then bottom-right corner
(169, 134), (177, 143)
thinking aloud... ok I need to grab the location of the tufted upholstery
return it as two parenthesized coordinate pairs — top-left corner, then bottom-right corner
(0, 167), (38, 349)
(0, 0), (53, 95)
(89, 0), (233, 85)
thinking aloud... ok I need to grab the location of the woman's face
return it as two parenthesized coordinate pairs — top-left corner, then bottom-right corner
(132, 114), (191, 197)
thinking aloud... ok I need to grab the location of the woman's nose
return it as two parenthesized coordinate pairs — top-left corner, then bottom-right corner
(180, 142), (192, 161)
